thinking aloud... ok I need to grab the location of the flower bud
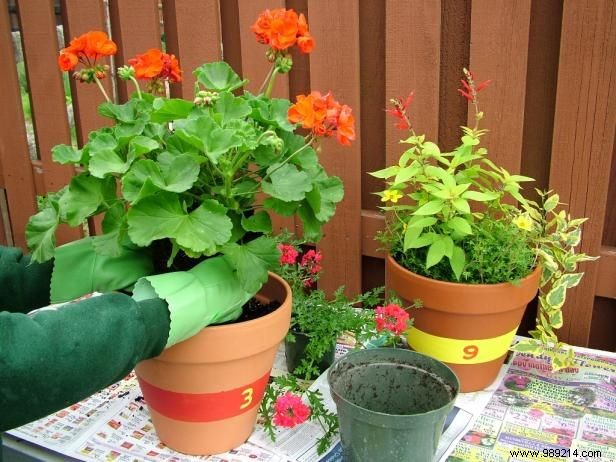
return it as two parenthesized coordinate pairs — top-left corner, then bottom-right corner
(275, 55), (293, 74)
(117, 65), (135, 81)
(265, 48), (277, 63)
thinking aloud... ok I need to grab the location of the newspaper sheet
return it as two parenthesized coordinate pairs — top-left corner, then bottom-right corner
(445, 345), (616, 462)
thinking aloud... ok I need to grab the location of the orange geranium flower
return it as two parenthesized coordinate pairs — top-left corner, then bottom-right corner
(252, 9), (314, 54)
(58, 31), (116, 73)
(288, 91), (355, 146)
(129, 49), (182, 83)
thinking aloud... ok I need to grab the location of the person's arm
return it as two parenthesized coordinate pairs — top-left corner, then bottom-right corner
(0, 246), (53, 314)
(0, 293), (169, 431)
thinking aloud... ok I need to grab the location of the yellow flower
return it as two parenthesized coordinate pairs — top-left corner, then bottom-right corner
(513, 214), (533, 231)
(381, 189), (403, 203)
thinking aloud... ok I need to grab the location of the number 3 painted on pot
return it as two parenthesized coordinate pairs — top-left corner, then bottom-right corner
(240, 387), (254, 409)
(463, 345), (479, 360)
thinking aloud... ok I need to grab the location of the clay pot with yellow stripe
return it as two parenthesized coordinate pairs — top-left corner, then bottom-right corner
(135, 273), (291, 455)
(386, 255), (540, 392)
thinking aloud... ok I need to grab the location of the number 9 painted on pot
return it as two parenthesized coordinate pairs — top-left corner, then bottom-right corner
(463, 345), (479, 360)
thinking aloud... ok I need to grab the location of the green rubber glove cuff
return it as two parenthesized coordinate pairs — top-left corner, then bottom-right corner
(50, 237), (154, 303)
(132, 256), (252, 348)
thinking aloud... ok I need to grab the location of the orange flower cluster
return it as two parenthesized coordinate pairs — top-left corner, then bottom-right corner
(129, 49), (182, 83)
(288, 91), (355, 146)
(251, 9), (314, 54)
(58, 31), (117, 72)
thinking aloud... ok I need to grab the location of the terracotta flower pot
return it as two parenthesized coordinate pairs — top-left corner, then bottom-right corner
(135, 272), (292, 455)
(386, 255), (540, 392)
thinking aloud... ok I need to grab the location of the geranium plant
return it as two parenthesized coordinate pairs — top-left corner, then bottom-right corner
(372, 68), (597, 368)
(27, 10), (355, 297)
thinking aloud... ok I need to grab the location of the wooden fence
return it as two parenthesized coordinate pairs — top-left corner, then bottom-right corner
(1, 0), (614, 350)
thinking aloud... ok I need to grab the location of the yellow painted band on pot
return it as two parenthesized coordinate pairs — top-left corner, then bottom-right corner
(406, 326), (518, 364)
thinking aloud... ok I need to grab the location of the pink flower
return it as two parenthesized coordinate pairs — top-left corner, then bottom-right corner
(278, 244), (299, 265)
(301, 249), (323, 275)
(528, 408), (544, 418)
(273, 392), (311, 428)
(375, 304), (409, 335)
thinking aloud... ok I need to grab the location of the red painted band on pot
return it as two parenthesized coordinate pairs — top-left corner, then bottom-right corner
(138, 371), (270, 422)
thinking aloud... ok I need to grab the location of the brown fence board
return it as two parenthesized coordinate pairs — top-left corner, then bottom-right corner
(0, 0), (37, 249)
(469, 0), (531, 174)
(237, 0), (296, 235)
(109, 0), (160, 101)
(549, 0), (616, 346)
(162, 0), (222, 99)
(17, 0), (81, 244)
(308, 0), (362, 296)
(60, 0), (113, 146)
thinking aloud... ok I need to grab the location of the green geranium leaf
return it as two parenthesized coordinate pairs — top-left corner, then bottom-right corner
(263, 197), (299, 216)
(194, 62), (246, 92)
(59, 174), (116, 226)
(250, 97), (294, 131)
(128, 136), (160, 158)
(241, 211), (272, 233)
(26, 204), (59, 262)
(89, 148), (131, 178)
(150, 98), (195, 122)
(222, 236), (280, 293)
(254, 144), (279, 166)
(114, 119), (146, 144)
(174, 115), (241, 164)
(98, 101), (136, 123)
(122, 155), (199, 203)
(298, 202), (323, 241)
(127, 193), (232, 255)
(414, 200), (444, 216)
(52, 144), (82, 165)
(262, 163), (312, 202)
(311, 176), (344, 222)
(215, 92), (252, 125)
(89, 132), (118, 152)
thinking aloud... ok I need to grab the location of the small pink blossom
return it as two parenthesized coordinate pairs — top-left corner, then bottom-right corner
(273, 392), (311, 428)
(528, 408), (544, 418)
(375, 304), (409, 335)
(278, 244), (299, 266)
(301, 249), (323, 275)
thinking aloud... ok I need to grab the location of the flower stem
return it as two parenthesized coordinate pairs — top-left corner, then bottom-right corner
(258, 65), (275, 94)
(129, 76), (143, 100)
(264, 67), (280, 98)
(93, 75), (111, 103)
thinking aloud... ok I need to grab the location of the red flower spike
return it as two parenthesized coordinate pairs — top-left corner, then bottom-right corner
(476, 79), (492, 92)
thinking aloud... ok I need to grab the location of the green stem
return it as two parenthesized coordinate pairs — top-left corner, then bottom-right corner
(262, 141), (313, 182)
(93, 75), (111, 103)
(129, 76), (143, 99)
(258, 65), (275, 94)
(264, 67), (280, 98)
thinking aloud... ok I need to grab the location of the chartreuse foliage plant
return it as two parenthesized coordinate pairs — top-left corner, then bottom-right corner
(372, 69), (597, 369)
(27, 10), (355, 296)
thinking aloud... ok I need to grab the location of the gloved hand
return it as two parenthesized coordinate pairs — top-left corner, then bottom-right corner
(132, 256), (253, 348)
(50, 236), (154, 303)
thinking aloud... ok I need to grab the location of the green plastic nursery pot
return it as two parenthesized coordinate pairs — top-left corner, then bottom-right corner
(284, 330), (336, 375)
(328, 348), (459, 462)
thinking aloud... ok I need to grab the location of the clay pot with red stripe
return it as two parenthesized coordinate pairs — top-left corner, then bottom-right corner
(386, 254), (540, 393)
(135, 272), (291, 455)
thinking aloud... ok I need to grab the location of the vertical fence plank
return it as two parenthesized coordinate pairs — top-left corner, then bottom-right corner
(385, 0), (441, 165)
(0, 0), (37, 248)
(237, 0), (296, 235)
(162, 0), (222, 99)
(17, 0), (82, 244)
(308, 0), (362, 296)
(549, 0), (616, 346)
(109, 0), (160, 101)
(469, 0), (531, 174)
(60, 0), (113, 146)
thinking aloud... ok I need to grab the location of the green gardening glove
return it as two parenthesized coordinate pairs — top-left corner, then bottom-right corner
(131, 256), (253, 348)
(50, 237), (154, 303)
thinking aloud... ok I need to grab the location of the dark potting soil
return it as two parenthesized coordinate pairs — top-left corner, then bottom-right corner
(218, 298), (282, 325)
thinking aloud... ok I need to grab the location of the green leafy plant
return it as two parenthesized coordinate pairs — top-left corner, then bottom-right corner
(26, 14), (355, 298)
(371, 69), (597, 368)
